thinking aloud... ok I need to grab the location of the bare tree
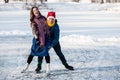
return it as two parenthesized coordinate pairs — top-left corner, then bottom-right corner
(91, 0), (96, 3)
(4, 0), (9, 3)
(73, 0), (80, 2)
(101, 0), (104, 3)
(39, 0), (43, 4)
(25, 0), (28, 5)
(91, 0), (120, 3)
(33, 0), (36, 2)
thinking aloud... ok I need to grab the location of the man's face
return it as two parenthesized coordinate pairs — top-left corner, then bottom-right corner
(47, 18), (55, 24)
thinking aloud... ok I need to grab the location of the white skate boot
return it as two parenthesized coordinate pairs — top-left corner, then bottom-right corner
(21, 63), (29, 73)
(45, 63), (50, 76)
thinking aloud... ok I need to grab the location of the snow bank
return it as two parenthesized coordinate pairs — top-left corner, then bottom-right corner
(60, 34), (120, 47)
(0, 30), (30, 36)
(0, 2), (120, 12)
(0, 3), (23, 11)
(47, 0), (59, 2)
(0, 30), (119, 47)
(46, 2), (120, 12)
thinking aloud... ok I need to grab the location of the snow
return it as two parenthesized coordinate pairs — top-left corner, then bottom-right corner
(47, 0), (59, 2)
(80, 0), (91, 3)
(0, 2), (120, 80)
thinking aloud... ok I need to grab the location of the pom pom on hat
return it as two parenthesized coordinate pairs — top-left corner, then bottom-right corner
(47, 11), (56, 20)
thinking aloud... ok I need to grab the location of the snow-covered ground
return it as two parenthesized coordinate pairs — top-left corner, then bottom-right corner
(0, 2), (120, 80)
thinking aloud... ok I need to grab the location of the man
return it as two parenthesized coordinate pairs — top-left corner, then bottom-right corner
(35, 11), (74, 73)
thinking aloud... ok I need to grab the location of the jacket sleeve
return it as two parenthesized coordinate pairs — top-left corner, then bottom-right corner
(31, 23), (36, 35)
(51, 24), (60, 47)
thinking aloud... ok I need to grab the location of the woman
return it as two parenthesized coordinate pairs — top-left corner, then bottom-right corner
(35, 11), (74, 73)
(21, 7), (50, 73)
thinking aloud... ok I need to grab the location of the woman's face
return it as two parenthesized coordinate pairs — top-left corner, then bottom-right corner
(47, 18), (55, 24)
(32, 8), (39, 17)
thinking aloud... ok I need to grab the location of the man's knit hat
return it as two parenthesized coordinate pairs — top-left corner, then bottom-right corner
(47, 11), (56, 20)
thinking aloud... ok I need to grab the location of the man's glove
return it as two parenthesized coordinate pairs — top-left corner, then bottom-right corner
(48, 46), (52, 50)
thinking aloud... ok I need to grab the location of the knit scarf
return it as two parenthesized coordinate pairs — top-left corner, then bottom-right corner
(34, 17), (45, 46)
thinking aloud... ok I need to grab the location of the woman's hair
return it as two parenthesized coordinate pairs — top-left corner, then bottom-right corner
(30, 7), (41, 23)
